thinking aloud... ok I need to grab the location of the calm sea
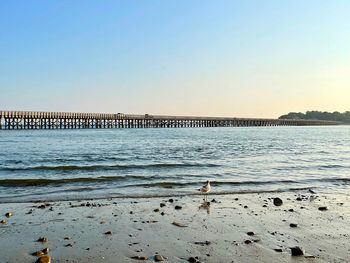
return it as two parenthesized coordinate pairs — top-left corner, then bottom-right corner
(0, 126), (349, 203)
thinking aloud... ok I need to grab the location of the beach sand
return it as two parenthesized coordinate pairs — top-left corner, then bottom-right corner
(1, 190), (349, 263)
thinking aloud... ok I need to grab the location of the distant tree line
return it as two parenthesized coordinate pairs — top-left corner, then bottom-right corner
(279, 111), (350, 123)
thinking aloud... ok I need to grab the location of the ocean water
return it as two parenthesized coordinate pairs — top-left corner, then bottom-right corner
(0, 126), (349, 203)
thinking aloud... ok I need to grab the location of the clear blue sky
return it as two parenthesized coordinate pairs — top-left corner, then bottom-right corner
(1, 0), (349, 117)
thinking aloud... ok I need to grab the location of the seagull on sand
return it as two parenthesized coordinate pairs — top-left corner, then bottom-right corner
(200, 180), (211, 201)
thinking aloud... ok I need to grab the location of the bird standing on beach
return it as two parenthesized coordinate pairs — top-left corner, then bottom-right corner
(200, 180), (211, 201)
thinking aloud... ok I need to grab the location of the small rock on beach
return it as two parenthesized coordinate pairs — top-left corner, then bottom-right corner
(36, 256), (51, 263)
(291, 246), (305, 256)
(5, 212), (12, 218)
(131, 256), (148, 260)
(155, 254), (166, 261)
(37, 237), (47, 243)
(273, 197), (283, 206)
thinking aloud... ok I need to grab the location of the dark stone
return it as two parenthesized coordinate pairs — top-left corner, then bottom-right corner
(5, 212), (12, 218)
(154, 208), (160, 212)
(318, 206), (328, 211)
(131, 256), (148, 260)
(247, 232), (255, 236)
(273, 197), (283, 206)
(244, 240), (252, 244)
(194, 241), (211, 246)
(274, 248), (283, 252)
(290, 246), (305, 256)
(290, 223), (298, 228)
(34, 251), (44, 257)
(155, 254), (166, 261)
(38, 237), (47, 243)
(296, 197), (302, 201)
(36, 256), (51, 263)
(105, 231), (112, 235)
(188, 257), (198, 262)
(175, 205), (182, 210)
(160, 203), (166, 207)
(169, 199), (174, 203)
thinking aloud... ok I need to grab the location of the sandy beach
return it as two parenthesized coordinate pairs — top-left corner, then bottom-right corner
(1, 190), (349, 263)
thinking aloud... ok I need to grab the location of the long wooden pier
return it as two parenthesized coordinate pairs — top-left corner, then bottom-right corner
(0, 110), (343, 130)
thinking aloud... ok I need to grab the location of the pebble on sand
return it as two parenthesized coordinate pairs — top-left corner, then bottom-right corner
(66, 243), (73, 247)
(188, 257), (199, 262)
(34, 251), (44, 257)
(42, 247), (49, 254)
(174, 205), (182, 210)
(64, 236), (71, 240)
(155, 254), (166, 261)
(38, 237), (48, 243)
(172, 221), (187, 227)
(36, 255), (51, 263)
(247, 232), (256, 236)
(1, 219), (5, 224)
(273, 197), (283, 206)
(290, 223), (298, 228)
(244, 240), (252, 244)
(318, 206), (328, 211)
(5, 212), (13, 218)
(131, 256), (148, 260)
(194, 241), (211, 246)
(290, 246), (305, 256)
(105, 231), (112, 235)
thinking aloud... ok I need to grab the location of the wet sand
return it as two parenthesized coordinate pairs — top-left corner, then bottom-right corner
(1, 190), (349, 263)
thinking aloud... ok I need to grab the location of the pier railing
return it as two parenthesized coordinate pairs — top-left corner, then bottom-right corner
(0, 110), (343, 129)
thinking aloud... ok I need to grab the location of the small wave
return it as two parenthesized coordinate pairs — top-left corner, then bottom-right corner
(0, 175), (154, 187)
(323, 178), (350, 183)
(0, 163), (219, 172)
(275, 164), (346, 171)
(129, 179), (297, 188)
(319, 164), (344, 169)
